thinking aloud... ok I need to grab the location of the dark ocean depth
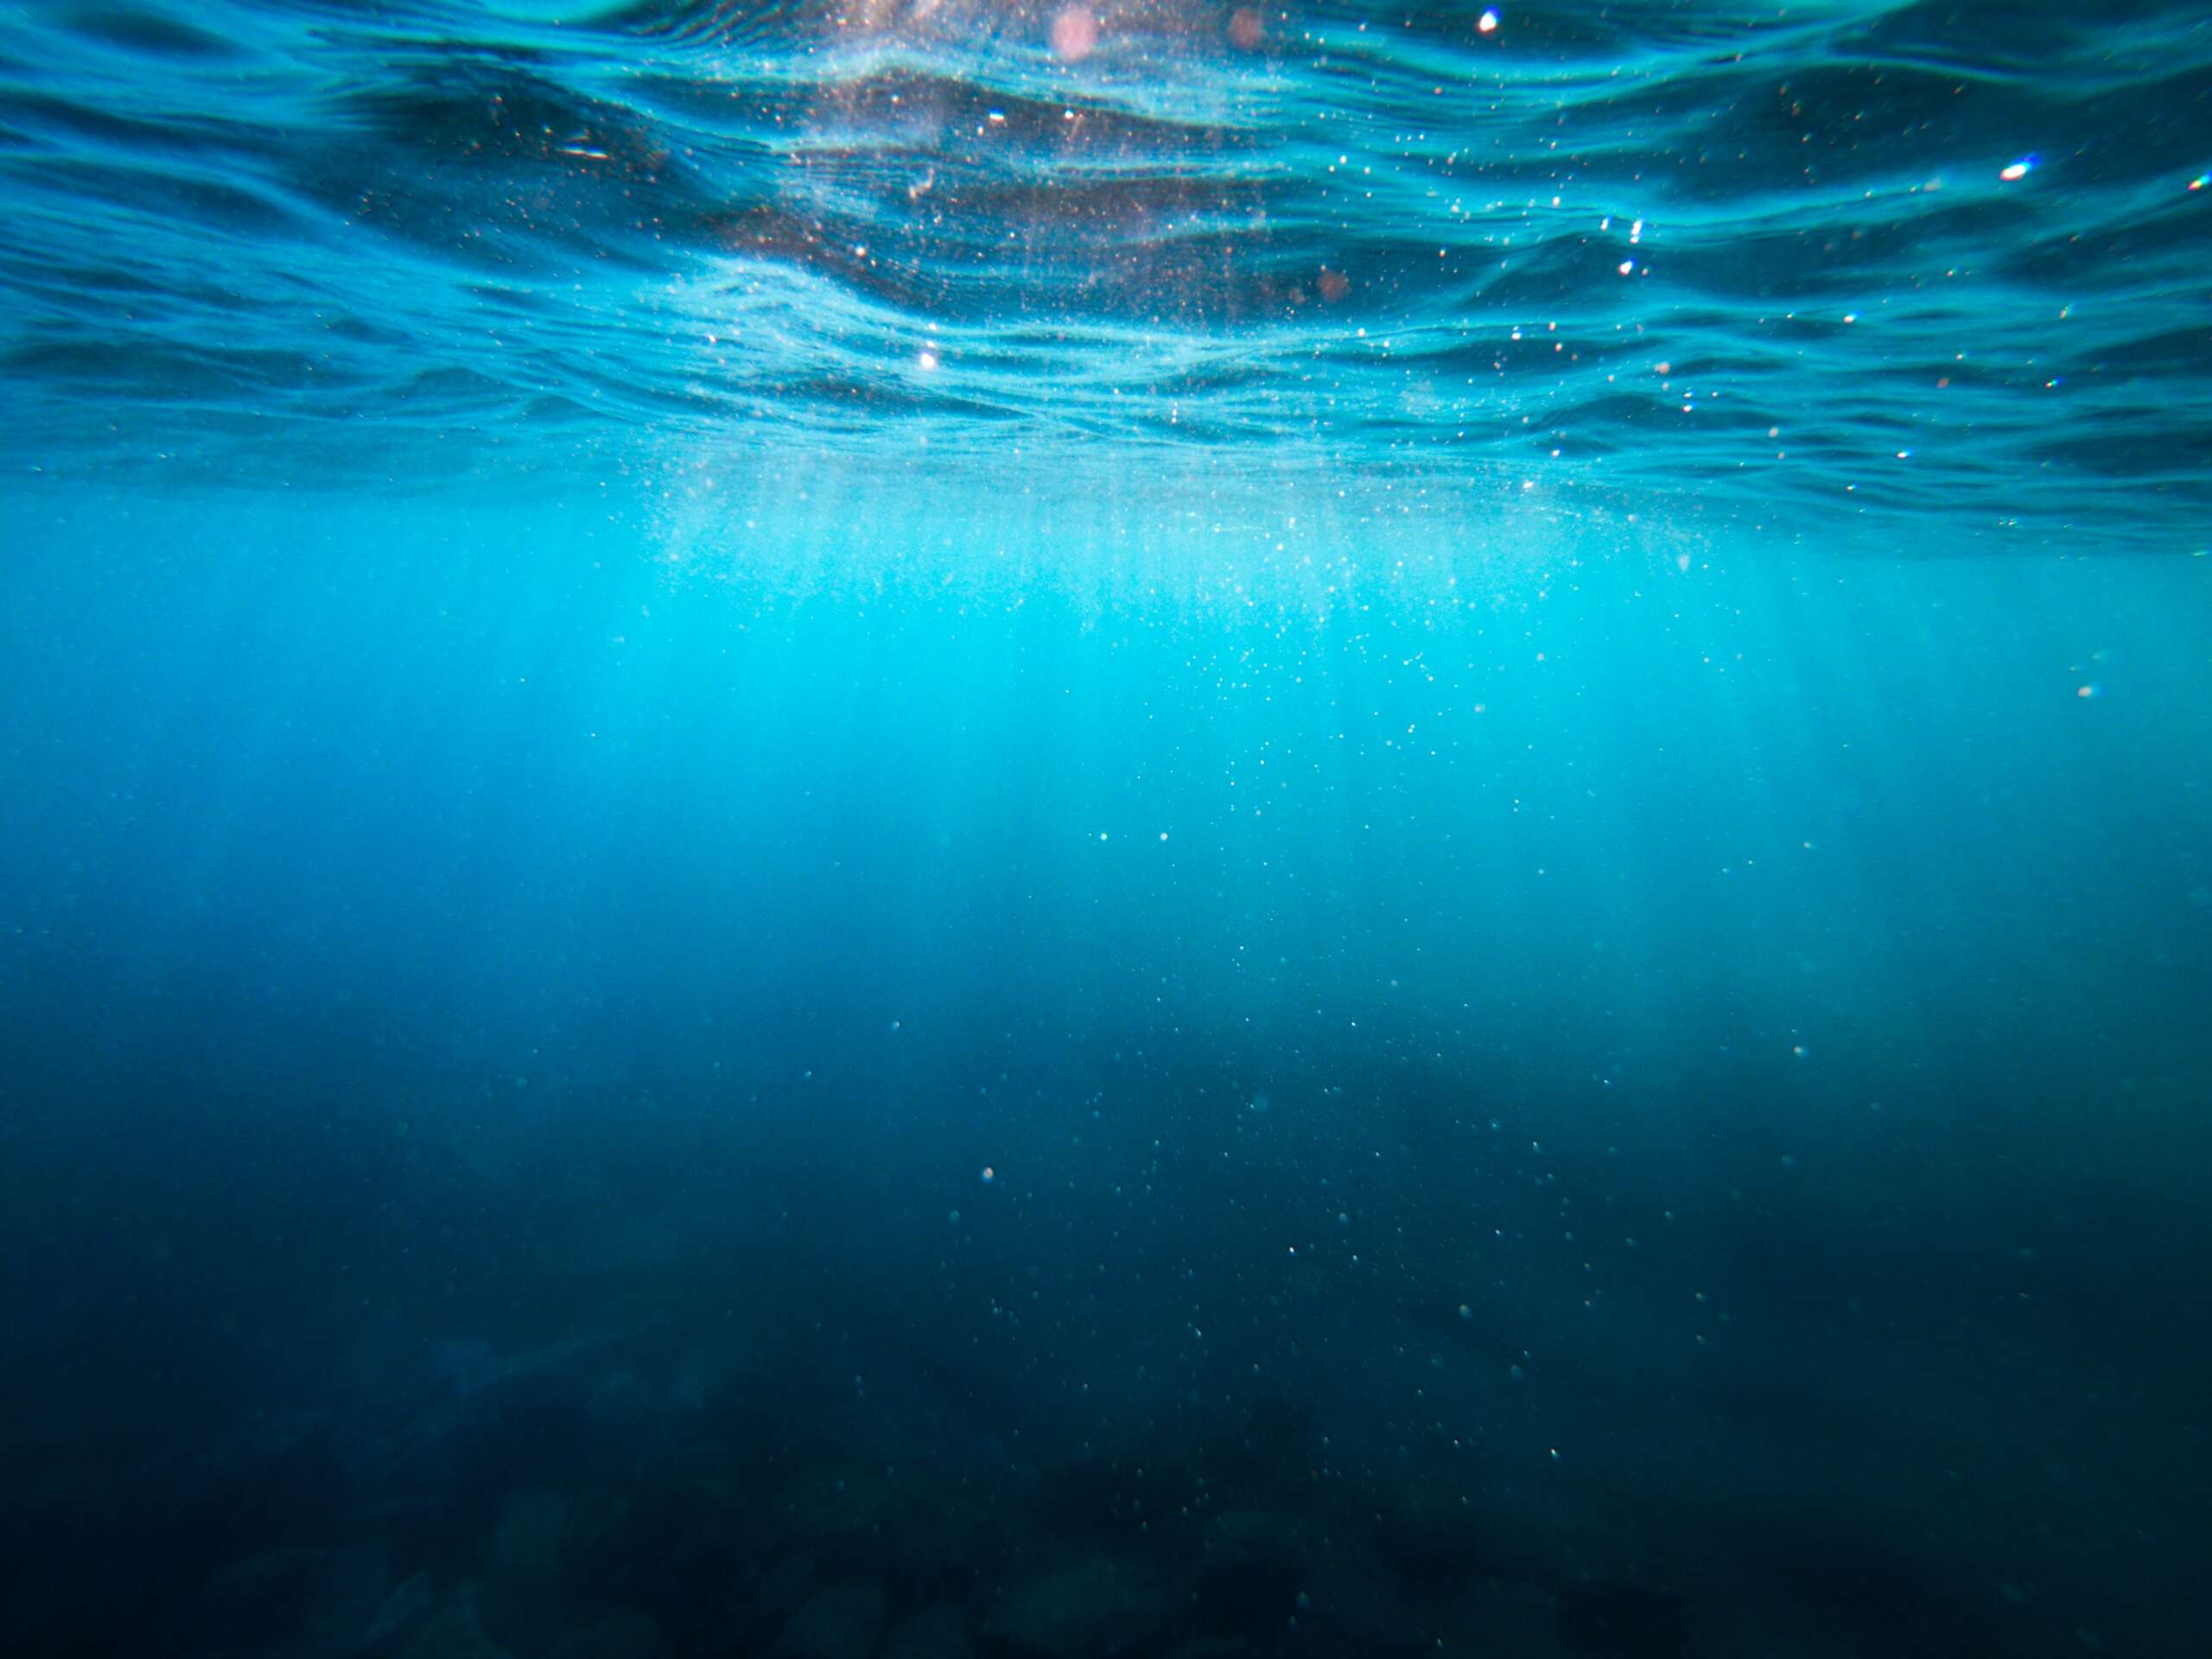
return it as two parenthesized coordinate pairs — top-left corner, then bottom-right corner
(2, 4), (2210, 1659)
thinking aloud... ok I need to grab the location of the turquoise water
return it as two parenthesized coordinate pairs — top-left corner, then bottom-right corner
(2, 5), (2210, 1658)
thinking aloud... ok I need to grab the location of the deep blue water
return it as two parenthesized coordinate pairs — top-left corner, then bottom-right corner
(3, 4), (2210, 1659)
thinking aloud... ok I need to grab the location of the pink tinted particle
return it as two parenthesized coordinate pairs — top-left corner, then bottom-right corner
(1051, 7), (1098, 61)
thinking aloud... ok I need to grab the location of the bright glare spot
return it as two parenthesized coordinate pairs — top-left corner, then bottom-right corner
(2000, 156), (2036, 181)
(1478, 8), (1500, 32)
(981, 1166), (996, 1182)
(1618, 259), (1635, 275)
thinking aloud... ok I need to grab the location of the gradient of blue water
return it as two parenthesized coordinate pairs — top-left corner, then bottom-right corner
(4, 479), (2210, 1651)
(3, 6), (2211, 1658)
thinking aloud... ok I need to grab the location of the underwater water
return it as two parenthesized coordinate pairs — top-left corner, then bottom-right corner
(3, 3), (2210, 1657)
